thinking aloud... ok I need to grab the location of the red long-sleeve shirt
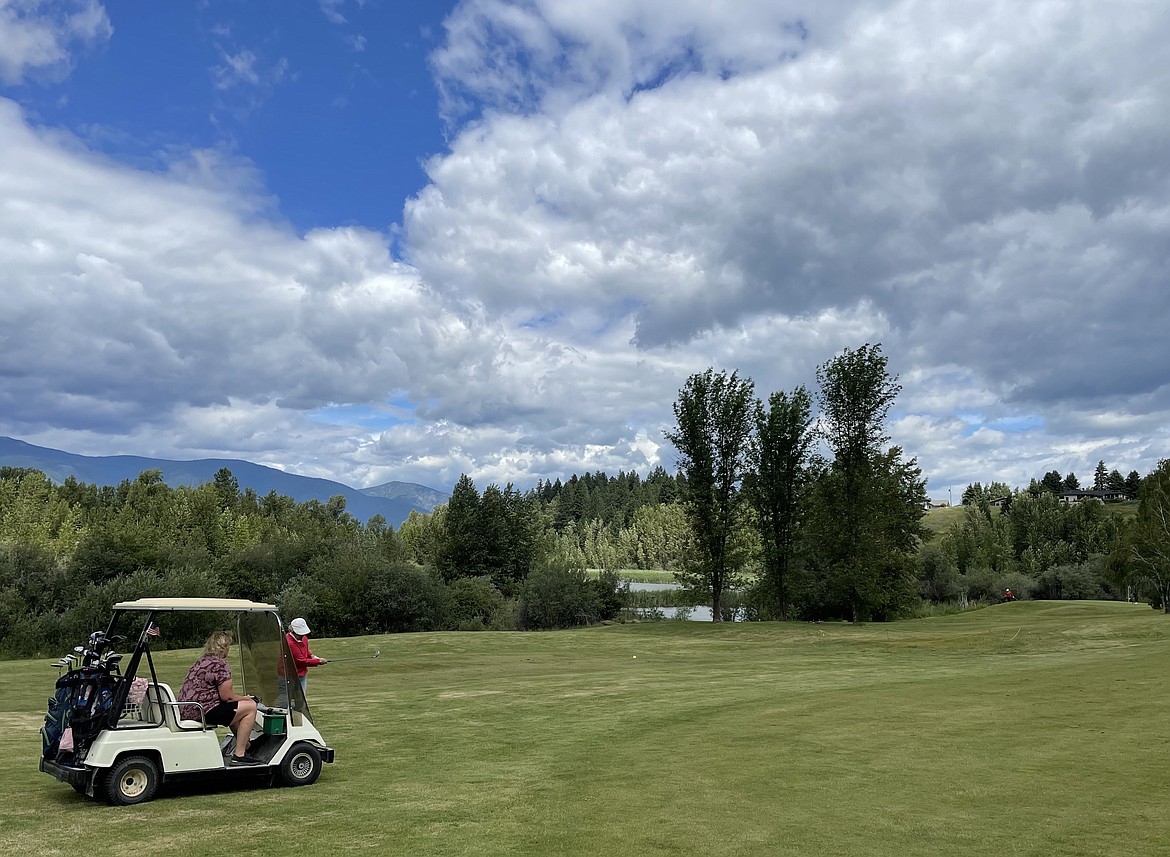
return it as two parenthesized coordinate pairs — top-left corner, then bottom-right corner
(285, 632), (324, 677)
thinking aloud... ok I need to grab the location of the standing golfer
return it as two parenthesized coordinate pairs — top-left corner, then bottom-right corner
(284, 617), (328, 700)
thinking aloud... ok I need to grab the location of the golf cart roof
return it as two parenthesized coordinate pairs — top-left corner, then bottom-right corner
(113, 597), (278, 612)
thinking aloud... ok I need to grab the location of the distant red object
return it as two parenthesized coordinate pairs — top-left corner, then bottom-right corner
(1004, 588), (1014, 601)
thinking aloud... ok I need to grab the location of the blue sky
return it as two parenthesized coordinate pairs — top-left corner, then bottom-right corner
(8, 1), (450, 231)
(1, 0), (1168, 497)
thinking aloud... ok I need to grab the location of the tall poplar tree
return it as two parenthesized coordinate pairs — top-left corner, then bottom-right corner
(810, 344), (926, 621)
(665, 368), (756, 621)
(745, 386), (816, 620)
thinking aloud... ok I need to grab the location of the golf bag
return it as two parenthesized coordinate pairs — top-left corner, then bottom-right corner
(41, 669), (119, 763)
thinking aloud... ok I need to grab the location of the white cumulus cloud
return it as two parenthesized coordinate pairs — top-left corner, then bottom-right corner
(2, 0), (1169, 498)
(0, 0), (111, 84)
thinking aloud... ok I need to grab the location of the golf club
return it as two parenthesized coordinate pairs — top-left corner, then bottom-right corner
(324, 649), (381, 663)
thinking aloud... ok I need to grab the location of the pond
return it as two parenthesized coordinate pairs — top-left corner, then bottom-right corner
(624, 581), (735, 622)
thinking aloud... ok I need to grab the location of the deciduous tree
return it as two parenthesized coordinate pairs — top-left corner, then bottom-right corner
(1126, 460), (1170, 612)
(810, 344), (926, 621)
(745, 386), (815, 620)
(665, 368), (756, 621)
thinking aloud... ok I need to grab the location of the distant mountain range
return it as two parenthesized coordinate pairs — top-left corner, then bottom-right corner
(0, 437), (448, 528)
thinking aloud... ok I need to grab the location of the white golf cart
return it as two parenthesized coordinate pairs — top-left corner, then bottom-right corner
(39, 597), (335, 805)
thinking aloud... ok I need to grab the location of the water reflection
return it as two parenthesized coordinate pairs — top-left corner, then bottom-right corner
(655, 605), (714, 621)
(624, 581), (737, 622)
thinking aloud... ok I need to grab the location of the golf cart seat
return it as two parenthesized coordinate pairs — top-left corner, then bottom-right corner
(142, 682), (209, 731)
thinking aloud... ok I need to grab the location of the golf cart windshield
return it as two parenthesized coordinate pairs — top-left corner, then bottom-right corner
(108, 598), (311, 726)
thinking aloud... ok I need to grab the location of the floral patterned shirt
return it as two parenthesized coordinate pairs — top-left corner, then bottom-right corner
(178, 655), (230, 721)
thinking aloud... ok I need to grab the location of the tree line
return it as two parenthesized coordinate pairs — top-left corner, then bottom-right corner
(0, 465), (626, 656)
(938, 461), (1167, 611)
(4, 343), (1168, 655)
(387, 344), (926, 624)
(961, 462), (1142, 506)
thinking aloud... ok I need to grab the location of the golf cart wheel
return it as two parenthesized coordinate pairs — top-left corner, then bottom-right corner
(105, 755), (159, 806)
(279, 743), (322, 787)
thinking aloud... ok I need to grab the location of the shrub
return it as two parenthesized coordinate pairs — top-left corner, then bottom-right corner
(299, 555), (448, 635)
(915, 600), (985, 618)
(215, 540), (307, 602)
(919, 544), (963, 603)
(365, 562), (448, 633)
(1034, 563), (1107, 600)
(446, 576), (506, 630)
(962, 567), (1035, 603)
(487, 598), (519, 630)
(516, 563), (602, 630)
(739, 577), (775, 621)
(0, 543), (77, 615)
(591, 569), (627, 620)
(0, 605), (65, 657)
(996, 570), (1035, 602)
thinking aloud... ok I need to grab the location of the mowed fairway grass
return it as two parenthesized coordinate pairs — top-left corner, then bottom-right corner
(3, 601), (1169, 857)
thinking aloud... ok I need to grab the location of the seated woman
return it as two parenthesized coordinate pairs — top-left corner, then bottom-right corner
(178, 631), (261, 766)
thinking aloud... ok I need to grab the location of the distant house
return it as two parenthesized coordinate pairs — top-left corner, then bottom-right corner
(1057, 488), (1129, 504)
(988, 496), (1011, 508)
(923, 499), (950, 510)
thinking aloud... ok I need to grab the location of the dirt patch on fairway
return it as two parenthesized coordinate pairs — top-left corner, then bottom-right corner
(439, 690), (503, 699)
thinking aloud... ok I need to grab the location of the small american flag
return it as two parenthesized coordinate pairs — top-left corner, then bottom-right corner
(147, 624), (160, 637)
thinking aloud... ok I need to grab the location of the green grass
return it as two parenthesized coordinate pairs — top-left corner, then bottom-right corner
(1108, 499), (1141, 520)
(5, 602), (1169, 856)
(921, 504), (967, 540)
(920, 500), (1140, 542)
(587, 568), (681, 584)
